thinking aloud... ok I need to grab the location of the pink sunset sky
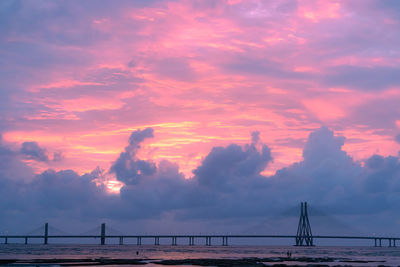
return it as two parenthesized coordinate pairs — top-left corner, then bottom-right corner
(2, 0), (400, 234)
(2, 0), (399, 185)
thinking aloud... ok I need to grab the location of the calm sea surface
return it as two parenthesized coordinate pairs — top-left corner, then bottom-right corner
(1, 244), (400, 266)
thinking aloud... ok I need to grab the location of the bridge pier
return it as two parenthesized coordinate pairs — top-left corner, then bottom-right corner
(119, 237), (123, 245)
(205, 236), (211, 246)
(25, 237), (28, 245)
(389, 239), (392, 247)
(189, 236), (194, 246)
(154, 237), (160, 245)
(172, 236), (177, 246)
(137, 237), (142, 245)
(44, 223), (49, 245)
(394, 239), (396, 247)
(100, 223), (106, 245)
(222, 236), (228, 246)
(4, 237), (7, 244)
(379, 238), (382, 247)
(374, 238), (377, 247)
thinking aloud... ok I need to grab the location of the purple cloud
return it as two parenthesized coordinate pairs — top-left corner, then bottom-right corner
(323, 66), (400, 91)
(1, 127), (400, 235)
(110, 128), (157, 185)
(20, 141), (49, 162)
(395, 133), (400, 144)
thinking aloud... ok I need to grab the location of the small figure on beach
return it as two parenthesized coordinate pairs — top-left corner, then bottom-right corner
(286, 251), (292, 258)
(136, 251), (139, 255)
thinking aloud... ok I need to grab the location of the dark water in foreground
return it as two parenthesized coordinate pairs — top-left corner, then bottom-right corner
(1, 244), (400, 266)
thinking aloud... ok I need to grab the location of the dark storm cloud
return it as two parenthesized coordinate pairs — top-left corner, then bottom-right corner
(323, 65), (400, 91)
(20, 141), (49, 162)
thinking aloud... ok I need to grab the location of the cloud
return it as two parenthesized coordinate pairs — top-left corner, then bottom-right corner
(52, 151), (65, 162)
(223, 56), (312, 79)
(323, 66), (400, 91)
(396, 133), (400, 144)
(251, 130), (260, 144)
(1, 0), (400, 236)
(1, 0), (399, 190)
(110, 128), (157, 185)
(376, 0), (400, 17)
(153, 57), (197, 81)
(345, 96), (400, 130)
(271, 127), (362, 212)
(20, 141), (49, 162)
(2, 126), (400, 235)
(363, 154), (400, 194)
(113, 130), (274, 220)
(27, 168), (108, 212)
(128, 127), (154, 147)
(0, 142), (34, 182)
(302, 126), (349, 165)
(193, 133), (272, 191)
(117, 159), (195, 219)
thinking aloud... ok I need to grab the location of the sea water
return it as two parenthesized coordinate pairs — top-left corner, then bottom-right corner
(1, 244), (400, 266)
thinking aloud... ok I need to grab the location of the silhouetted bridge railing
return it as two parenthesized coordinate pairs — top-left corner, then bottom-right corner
(1, 203), (397, 247)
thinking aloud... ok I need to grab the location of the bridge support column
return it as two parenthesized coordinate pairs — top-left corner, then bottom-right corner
(137, 237), (142, 246)
(172, 236), (177, 246)
(4, 237), (7, 244)
(379, 239), (382, 247)
(205, 236), (211, 246)
(389, 239), (392, 247)
(295, 202), (313, 246)
(44, 222), (48, 245)
(25, 237), (28, 245)
(374, 238), (377, 247)
(189, 236), (194, 246)
(222, 237), (228, 246)
(154, 237), (160, 245)
(100, 223), (106, 245)
(394, 239), (396, 247)
(119, 237), (123, 245)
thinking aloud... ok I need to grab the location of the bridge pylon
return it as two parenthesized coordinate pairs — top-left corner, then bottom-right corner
(295, 202), (313, 246)
(44, 223), (48, 245)
(101, 223), (106, 245)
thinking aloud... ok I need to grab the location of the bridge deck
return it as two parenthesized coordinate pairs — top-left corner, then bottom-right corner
(0, 234), (397, 240)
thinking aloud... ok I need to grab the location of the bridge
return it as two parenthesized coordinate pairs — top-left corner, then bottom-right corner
(0, 202), (397, 247)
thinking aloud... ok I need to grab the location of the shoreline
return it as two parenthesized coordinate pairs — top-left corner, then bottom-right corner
(0, 256), (388, 266)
